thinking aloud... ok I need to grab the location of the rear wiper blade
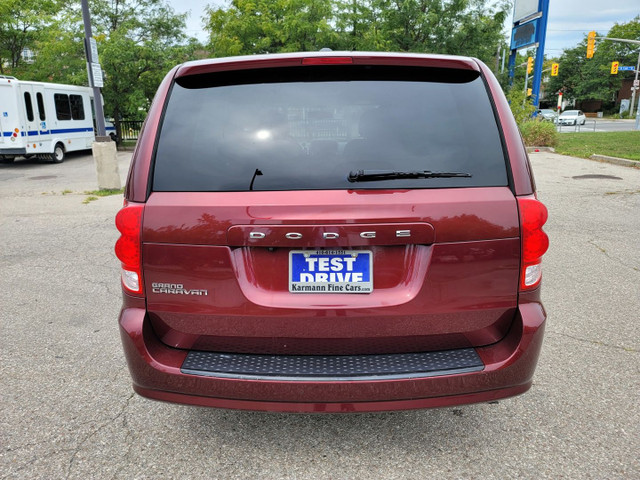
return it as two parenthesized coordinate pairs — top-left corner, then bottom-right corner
(348, 169), (472, 182)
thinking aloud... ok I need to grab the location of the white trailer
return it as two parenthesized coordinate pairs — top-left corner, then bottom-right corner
(0, 76), (115, 163)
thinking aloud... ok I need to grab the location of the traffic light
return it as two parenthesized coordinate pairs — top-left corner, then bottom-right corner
(587, 31), (596, 58)
(527, 57), (534, 75)
(611, 61), (619, 75)
(527, 88), (532, 97)
(551, 63), (559, 76)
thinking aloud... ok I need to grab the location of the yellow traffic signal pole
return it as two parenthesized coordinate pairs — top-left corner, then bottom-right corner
(522, 63), (552, 108)
(523, 60), (531, 106)
(518, 60), (531, 107)
(590, 36), (640, 129)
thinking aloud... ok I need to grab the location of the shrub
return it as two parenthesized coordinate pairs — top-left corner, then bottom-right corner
(507, 88), (536, 126)
(519, 120), (559, 147)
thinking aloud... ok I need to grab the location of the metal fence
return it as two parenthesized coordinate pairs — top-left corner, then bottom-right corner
(557, 121), (597, 133)
(118, 120), (144, 141)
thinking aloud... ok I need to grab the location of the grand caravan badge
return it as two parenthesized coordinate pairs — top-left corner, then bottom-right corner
(151, 283), (208, 296)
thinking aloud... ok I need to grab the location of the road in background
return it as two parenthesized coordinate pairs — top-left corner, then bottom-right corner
(1, 151), (638, 479)
(557, 119), (637, 133)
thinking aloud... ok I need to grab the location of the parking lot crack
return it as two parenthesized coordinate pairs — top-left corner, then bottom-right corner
(588, 240), (640, 273)
(547, 330), (638, 353)
(1, 447), (77, 480)
(64, 392), (135, 480)
(108, 395), (136, 480)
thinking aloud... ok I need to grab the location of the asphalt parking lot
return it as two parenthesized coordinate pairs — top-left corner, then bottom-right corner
(1, 151), (638, 479)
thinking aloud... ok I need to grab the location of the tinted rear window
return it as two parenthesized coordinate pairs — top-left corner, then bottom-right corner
(153, 66), (507, 191)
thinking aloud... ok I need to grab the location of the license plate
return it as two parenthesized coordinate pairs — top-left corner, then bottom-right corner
(289, 250), (373, 294)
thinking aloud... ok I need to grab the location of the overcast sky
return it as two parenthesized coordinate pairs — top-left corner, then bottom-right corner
(169, 0), (639, 56)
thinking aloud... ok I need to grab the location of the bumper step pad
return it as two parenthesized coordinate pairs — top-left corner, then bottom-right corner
(181, 348), (484, 381)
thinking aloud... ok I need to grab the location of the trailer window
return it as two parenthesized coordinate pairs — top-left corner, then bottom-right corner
(70, 95), (85, 120)
(36, 93), (46, 121)
(24, 92), (34, 122)
(54, 94), (72, 120)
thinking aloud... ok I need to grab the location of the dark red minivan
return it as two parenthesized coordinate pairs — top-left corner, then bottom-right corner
(115, 52), (548, 413)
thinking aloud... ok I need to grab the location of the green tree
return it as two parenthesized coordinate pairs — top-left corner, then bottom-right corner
(0, 0), (217, 148)
(11, 0), (194, 140)
(364, 0), (508, 63)
(87, 0), (189, 124)
(205, 0), (510, 66)
(18, 8), (87, 85)
(206, 0), (336, 57)
(0, 0), (61, 74)
(334, 1), (385, 51)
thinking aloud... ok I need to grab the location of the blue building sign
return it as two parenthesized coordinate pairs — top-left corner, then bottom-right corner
(511, 19), (539, 50)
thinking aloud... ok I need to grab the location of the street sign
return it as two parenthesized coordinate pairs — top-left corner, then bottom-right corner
(618, 66), (635, 71)
(634, 79), (640, 87)
(89, 37), (99, 63)
(91, 62), (104, 87)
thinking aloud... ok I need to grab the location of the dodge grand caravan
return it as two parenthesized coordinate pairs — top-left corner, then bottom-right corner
(115, 52), (548, 413)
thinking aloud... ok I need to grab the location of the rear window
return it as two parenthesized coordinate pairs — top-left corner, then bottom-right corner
(153, 66), (507, 192)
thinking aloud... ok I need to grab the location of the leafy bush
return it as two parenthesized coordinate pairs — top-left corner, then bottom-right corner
(506, 87), (536, 126)
(519, 120), (559, 147)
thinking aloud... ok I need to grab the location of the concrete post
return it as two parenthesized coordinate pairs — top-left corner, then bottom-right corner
(93, 137), (121, 190)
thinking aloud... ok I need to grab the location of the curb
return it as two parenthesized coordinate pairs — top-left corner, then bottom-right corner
(527, 147), (639, 168)
(526, 147), (555, 153)
(589, 154), (639, 168)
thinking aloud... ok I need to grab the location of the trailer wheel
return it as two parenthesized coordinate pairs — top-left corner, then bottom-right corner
(51, 143), (65, 163)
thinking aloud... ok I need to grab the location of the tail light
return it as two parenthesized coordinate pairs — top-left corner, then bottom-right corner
(115, 202), (145, 295)
(518, 196), (549, 291)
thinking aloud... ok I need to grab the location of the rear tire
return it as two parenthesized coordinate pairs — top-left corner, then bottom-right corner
(51, 143), (65, 163)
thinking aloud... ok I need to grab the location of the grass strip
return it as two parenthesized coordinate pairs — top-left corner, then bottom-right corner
(555, 131), (640, 161)
(84, 188), (125, 197)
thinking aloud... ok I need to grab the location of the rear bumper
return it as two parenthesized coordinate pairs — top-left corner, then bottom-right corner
(1, 148), (27, 155)
(119, 302), (546, 412)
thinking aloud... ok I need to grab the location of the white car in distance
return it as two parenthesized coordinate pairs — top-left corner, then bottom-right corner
(558, 109), (586, 126)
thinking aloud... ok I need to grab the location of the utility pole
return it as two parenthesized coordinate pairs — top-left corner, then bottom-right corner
(630, 50), (640, 127)
(81, 0), (120, 189)
(81, 0), (107, 138)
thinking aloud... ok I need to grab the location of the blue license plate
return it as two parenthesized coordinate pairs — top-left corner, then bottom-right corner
(289, 250), (373, 294)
